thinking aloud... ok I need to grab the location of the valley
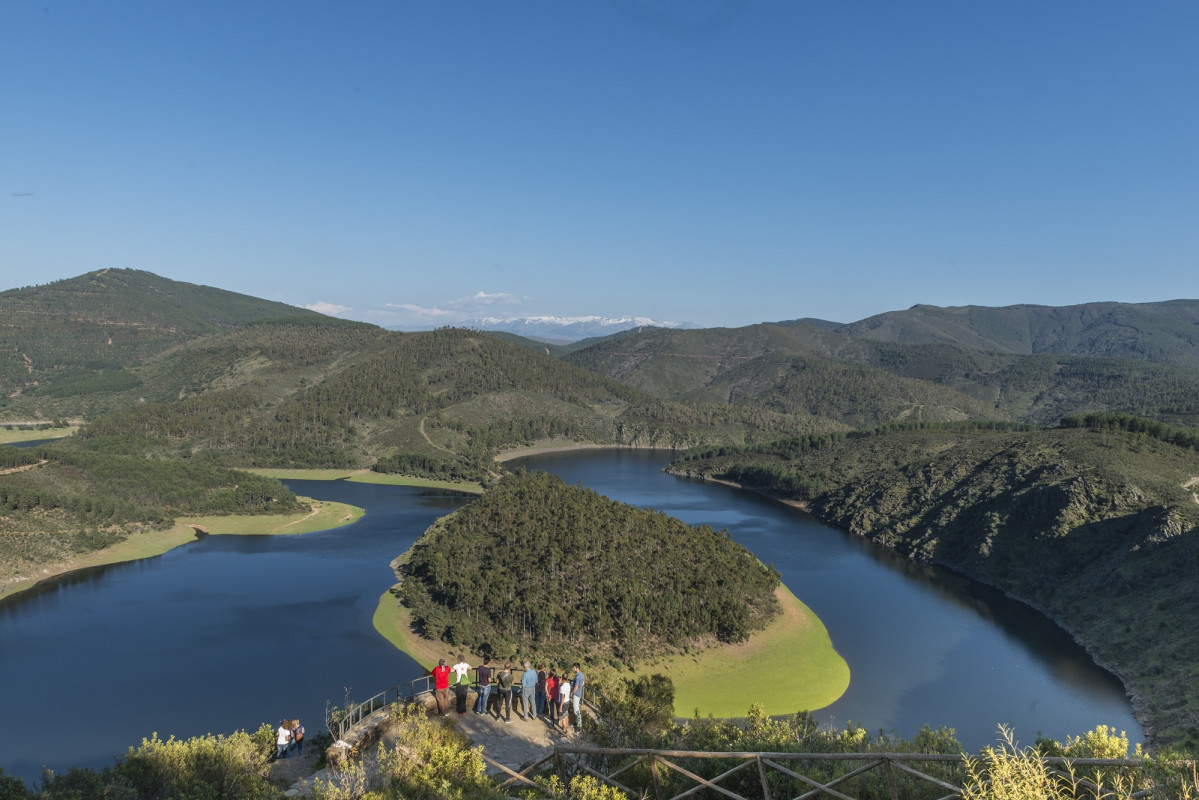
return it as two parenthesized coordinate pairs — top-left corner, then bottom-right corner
(2, 270), (1198, 755)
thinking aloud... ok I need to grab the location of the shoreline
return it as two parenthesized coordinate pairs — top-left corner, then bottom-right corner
(0, 427), (77, 445)
(243, 467), (484, 494)
(494, 442), (679, 463)
(0, 498), (363, 604)
(372, 581), (850, 717)
(667, 466), (1155, 743)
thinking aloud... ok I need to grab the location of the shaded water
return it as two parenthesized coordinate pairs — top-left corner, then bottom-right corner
(0, 450), (1140, 784)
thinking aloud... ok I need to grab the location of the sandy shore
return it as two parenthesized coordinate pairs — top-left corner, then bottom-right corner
(493, 442), (679, 462)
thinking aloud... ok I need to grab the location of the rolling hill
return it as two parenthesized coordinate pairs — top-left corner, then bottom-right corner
(834, 300), (1199, 369)
(0, 268), (361, 419)
(562, 318), (1199, 428)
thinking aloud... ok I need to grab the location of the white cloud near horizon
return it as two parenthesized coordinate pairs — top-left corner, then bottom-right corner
(306, 301), (353, 316)
(373, 290), (525, 325)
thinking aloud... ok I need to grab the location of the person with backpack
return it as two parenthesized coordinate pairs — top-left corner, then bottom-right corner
(495, 663), (515, 723)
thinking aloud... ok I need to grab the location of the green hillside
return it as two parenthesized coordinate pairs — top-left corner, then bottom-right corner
(0, 268), (346, 418)
(61, 326), (834, 473)
(673, 418), (1199, 746)
(564, 320), (1199, 428)
(836, 300), (1199, 369)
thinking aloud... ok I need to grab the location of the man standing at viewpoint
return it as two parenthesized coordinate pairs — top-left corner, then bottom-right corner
(474, 657), (493, 715)
(520, 661), (538, 720)
(569, 662), (585, 731)
(431, 658), (452, 715)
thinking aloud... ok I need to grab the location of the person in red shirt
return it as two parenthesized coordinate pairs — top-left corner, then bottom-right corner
(431, 658), (452, 715)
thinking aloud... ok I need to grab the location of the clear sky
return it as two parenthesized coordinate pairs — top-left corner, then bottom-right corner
(2, 1), (1196, 329)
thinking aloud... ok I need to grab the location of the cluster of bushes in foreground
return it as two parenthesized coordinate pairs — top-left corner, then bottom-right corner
(0, 725), (279, 800)
(5, 677), (1198, 800)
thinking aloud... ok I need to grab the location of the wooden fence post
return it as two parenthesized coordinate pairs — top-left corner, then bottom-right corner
(756, 755), (773, 800)
(883, 756), (899, 800)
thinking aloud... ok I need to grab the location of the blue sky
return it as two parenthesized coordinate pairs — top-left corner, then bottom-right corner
(2, 1), (1196, 329)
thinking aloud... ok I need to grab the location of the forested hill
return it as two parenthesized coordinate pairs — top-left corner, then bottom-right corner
(0, 268), (359, 417)
(561, 320), (1199, 428)
(834, 300), (1199, 369)
(396, 470), (781, 664)
(59, 326), (833, 474)
(560, 324), (1004, 426)
(672, 416), (1199, 746)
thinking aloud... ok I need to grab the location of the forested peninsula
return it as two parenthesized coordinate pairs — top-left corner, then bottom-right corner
(394, 471), (782, 665)
(672, 415), (1199, 747)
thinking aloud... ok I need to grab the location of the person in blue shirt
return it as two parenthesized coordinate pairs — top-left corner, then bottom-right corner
(570, 662), (585, 730)
(520, 661), (539, 720)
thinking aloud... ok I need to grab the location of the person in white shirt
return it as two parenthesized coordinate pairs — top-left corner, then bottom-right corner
(557, 676), (572, 733)
(452, 654), (472, 686)
(275, 722), (292, 759)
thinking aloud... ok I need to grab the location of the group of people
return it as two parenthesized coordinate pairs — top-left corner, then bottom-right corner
(430, 655), (585, 733)
(274, 718), (305, 759)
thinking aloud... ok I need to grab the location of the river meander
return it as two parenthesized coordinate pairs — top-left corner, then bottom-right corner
(0, 449), (1141, 784)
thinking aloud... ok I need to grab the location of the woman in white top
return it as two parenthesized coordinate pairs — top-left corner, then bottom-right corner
(276, 722), (292, 759)
(557, 677), (572, 733)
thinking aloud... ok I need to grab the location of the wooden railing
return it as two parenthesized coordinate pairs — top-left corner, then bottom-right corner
(486, 746), (1157, 800)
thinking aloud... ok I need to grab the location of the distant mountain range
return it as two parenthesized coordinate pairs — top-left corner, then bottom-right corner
(830, 300), (1199, 368)
(393, 315), (698, 342)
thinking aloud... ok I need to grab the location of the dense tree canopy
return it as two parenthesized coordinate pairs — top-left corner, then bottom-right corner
(397, 471), (780, 663)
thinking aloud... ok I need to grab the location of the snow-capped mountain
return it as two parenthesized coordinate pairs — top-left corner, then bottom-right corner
(453, 315), (696, 342)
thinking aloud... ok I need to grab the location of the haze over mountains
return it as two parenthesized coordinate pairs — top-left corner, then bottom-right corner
(390, 314), (697, 342)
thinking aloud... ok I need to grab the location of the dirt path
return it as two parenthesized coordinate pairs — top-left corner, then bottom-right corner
(418, 417), (455, 455)
(280, 506), (324, 529)
(268, 748), (320, 788)
(0, 460), (45, 475)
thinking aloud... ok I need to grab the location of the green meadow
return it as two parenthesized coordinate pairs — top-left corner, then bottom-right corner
(244, 467), (484, 494)
(374, 582), (850, 717)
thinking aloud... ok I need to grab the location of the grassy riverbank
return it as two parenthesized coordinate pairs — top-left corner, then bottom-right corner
(0, 425), (78, 444)
(244, 467), (484, 493)
(176, 498), (364, 535)
(372, 583), (850, 717)
(0, 498), (363, 602)
(647, 585), (849, 717)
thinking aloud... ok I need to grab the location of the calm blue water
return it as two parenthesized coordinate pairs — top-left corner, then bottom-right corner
(0, 481), (470, 785)
(0, 450), (1141, 785)
(512, 450), (1141, 748)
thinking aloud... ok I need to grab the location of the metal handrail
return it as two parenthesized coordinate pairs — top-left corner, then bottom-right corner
(329, 673), (436, 741)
